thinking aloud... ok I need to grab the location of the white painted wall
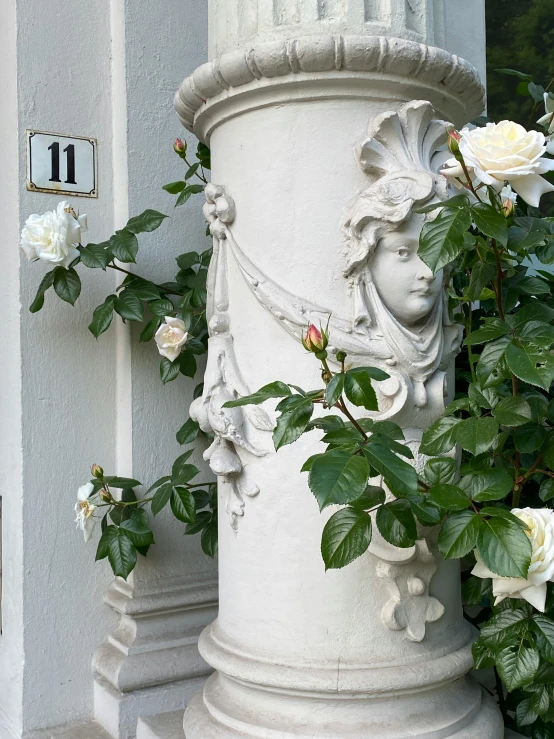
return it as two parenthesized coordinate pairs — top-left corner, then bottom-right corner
(0, 0), (212, 736)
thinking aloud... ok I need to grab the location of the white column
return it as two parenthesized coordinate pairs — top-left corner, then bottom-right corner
(174, 1), (507, 737)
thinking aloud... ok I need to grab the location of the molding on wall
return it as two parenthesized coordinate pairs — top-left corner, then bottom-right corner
(175, 34), (485, 139)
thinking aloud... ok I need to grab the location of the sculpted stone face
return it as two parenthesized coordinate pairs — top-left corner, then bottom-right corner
(370, 216), (443, 327)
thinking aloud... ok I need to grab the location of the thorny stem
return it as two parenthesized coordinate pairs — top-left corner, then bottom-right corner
(183, 154), (208, 184)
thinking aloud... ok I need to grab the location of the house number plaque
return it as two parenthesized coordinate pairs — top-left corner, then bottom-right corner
(26, 130), (97, 198)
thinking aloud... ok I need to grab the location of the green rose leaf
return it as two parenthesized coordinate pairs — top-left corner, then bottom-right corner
(471, 203), (509, 246)
(418, 206), (472, 273)
(53, 266), (81, 305)
(466, 261), (497, 302)
(516, 699), (539, 728)
(29, 270), (56, 313)
(492, 396), (533, 426)
(107, 529), (138, 579)
(497, 643), (540, 692)
(120, 515), (155, 548)
(424, 457), (457, 486)
(479, 608), (532, 648)
(309, 450), (369, 510)
(176, 417), (200, 445)
(162, 181), (186, 194)
(223, 382), (292, 407)
(185, 511), (213, 536)
(109, 229), (139, 263)
(160, 357), (180, 384)
(126, 209), (168, 234)
(343, 368), (380, 411)
(428, 484), (471, 512)
(362, 443), (418, 498)
(420, 416), (462, 455)
(114, 290), (144, 322)
(462, 576), (492, 606)
(532, 615), (554, 663)
(321, 507), (373, 570)
(513, 423), (547, 453)
(201, 518), (218, 558)
(452, 417), (499, 456)
(477, 517), (532, 578)
(464, 320), (510, 346)
(79, 243), (111, 269)
(273, 396), (314, 450)
(461, 468), (513, 502)
(170, 486), (196, 524)
(540, 479), (554, 503)
(476, 337), (511, 388)
(176, 252), (200, 270)
(349, 486), (386, 511)
(438, 510), (482, 559)
(376, 500), (417, 548)
(506, 342), (554, 391)
(151, 482), (173, 516)
(325, 373), (345, 407)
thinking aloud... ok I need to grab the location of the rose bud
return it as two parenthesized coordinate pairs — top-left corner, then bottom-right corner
(173, 138), (186, 156)
(91, 464), (104, 479)
(302, 324), (328, 353)
(99, 489), (112, 503)
(502, 198), (515, 218)
(447, 129), (461, 155)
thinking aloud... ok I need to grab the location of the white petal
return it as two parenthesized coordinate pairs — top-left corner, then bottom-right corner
(509, 174), (554, 208)
(59, 246), (80, 270)
(83, 516), (97, 543)
(20, 244), (37, 261)
(77, 482), (94, 502)
(519, 583), (548, 612)
(164, 316), (186, 331)
(78, 214), (88, 233)
(472, 561), (494, 579)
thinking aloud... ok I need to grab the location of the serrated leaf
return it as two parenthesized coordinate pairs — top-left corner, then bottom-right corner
(424, 457), (457, 485)
(30, 270), (56, 313)
(107, 529), (137, 579)
(53, 267), (81, 305)
(149, 299), (174, 317)
(185, 511), (212, 535)
(471, 203), (508, 245)
(325, 373), (345, 407)
(321, 507), (372, 570)
(466, 261), (497, 302)
(223, 382), (291, 407)
(114, 290), (144, 322)
(140, 317), (161, 342)
(479, 607), (531, 648)
(273, 397), (313, 450)
(120, 516), (155, 547)
(493, 396), (533, 426)
(506, 342), (554, 390)
(126, 209), (168, 234)
(540, 479), (554, 502)
(79, 243), (111, 269)
(201, 518), (218, 558)
(497, 643), (540, 691)
(452, 416), (499, 455)
(438, 510), (482, 559)
(476, 337), (511, 387)
(151, 483), (172, 516)
(477, 517), (532, 578)
(428, 484), (471, 511)
(179, 350), (197, 378)
(170, 487), (196, 524)
(160, 357), (180, 384)
(309, 450), (369, 510)
(462, 575), (492, 606)
(516, 698), (539, 728)
(105, 476), (142, 488)
(461, 468), (513, 502)
(176, 417), (199, 445)
(418, 206), (472, 273)
(162, 181), (186, 194)
(343, 368), (379, 410)
(349, 486), (386, 511)
(533, 616), (554, 663)
(110, 229), (139, 262)
(420, 416), (462, 455)
(464, 320), (510, 346)
(514, 423), (547, 453)
(376, 500), (417, 548)
(362, 443), (418, 497)
(176, 252), (200, 270)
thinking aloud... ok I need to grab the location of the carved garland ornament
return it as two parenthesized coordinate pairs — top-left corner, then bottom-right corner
(190, 100), (461, 640)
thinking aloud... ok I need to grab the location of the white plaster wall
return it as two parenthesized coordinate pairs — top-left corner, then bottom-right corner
(444, 0), (487, 88)
(0, 0), (212, 736)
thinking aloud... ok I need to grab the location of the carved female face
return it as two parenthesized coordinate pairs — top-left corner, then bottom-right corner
(370, 216), (443, 327)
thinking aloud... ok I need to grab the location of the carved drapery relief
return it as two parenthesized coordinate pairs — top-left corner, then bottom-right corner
(191, 101), (459, 641)
(189, 186), (274, 529)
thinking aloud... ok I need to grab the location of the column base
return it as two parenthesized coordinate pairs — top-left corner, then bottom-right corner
(183, 674), (504, 739)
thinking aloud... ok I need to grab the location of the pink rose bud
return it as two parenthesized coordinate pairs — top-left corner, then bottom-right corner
(302, 324), (328, 353)
(173, 138), (186, 155)
(502, 198), (515, 218)
(91, 463), (104, 479)
(447, 130), (461, 155)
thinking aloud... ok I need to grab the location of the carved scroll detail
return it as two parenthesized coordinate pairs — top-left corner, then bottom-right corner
(189, 185), (273, 529)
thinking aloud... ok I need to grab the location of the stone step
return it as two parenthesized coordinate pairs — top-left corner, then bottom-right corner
(136, 711), (184, 739)
(27, 722), (113, 739)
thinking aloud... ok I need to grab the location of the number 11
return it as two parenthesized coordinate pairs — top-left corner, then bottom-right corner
(48, 142), (77, 184)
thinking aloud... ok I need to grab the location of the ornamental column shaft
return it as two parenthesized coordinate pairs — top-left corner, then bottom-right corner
(175, 2), (504, 736)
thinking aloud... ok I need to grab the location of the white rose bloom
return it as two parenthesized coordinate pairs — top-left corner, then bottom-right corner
(441, 121), (554, 208)
(537, 92), (554, 154)
(20, 201), (88, 269)
(75, 482), (97, 543)
(472, 507), (554, 612)
(154, 316), (188, 361)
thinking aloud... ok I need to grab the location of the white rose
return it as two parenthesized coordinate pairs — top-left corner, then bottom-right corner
(537, 92), (554, 154)
(20, 201), (88, 269)
(472, 507), (554, 612)
(154, 316), (188, 361)
(74, 482), (97, 543)
(441, 121), (554, 208)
